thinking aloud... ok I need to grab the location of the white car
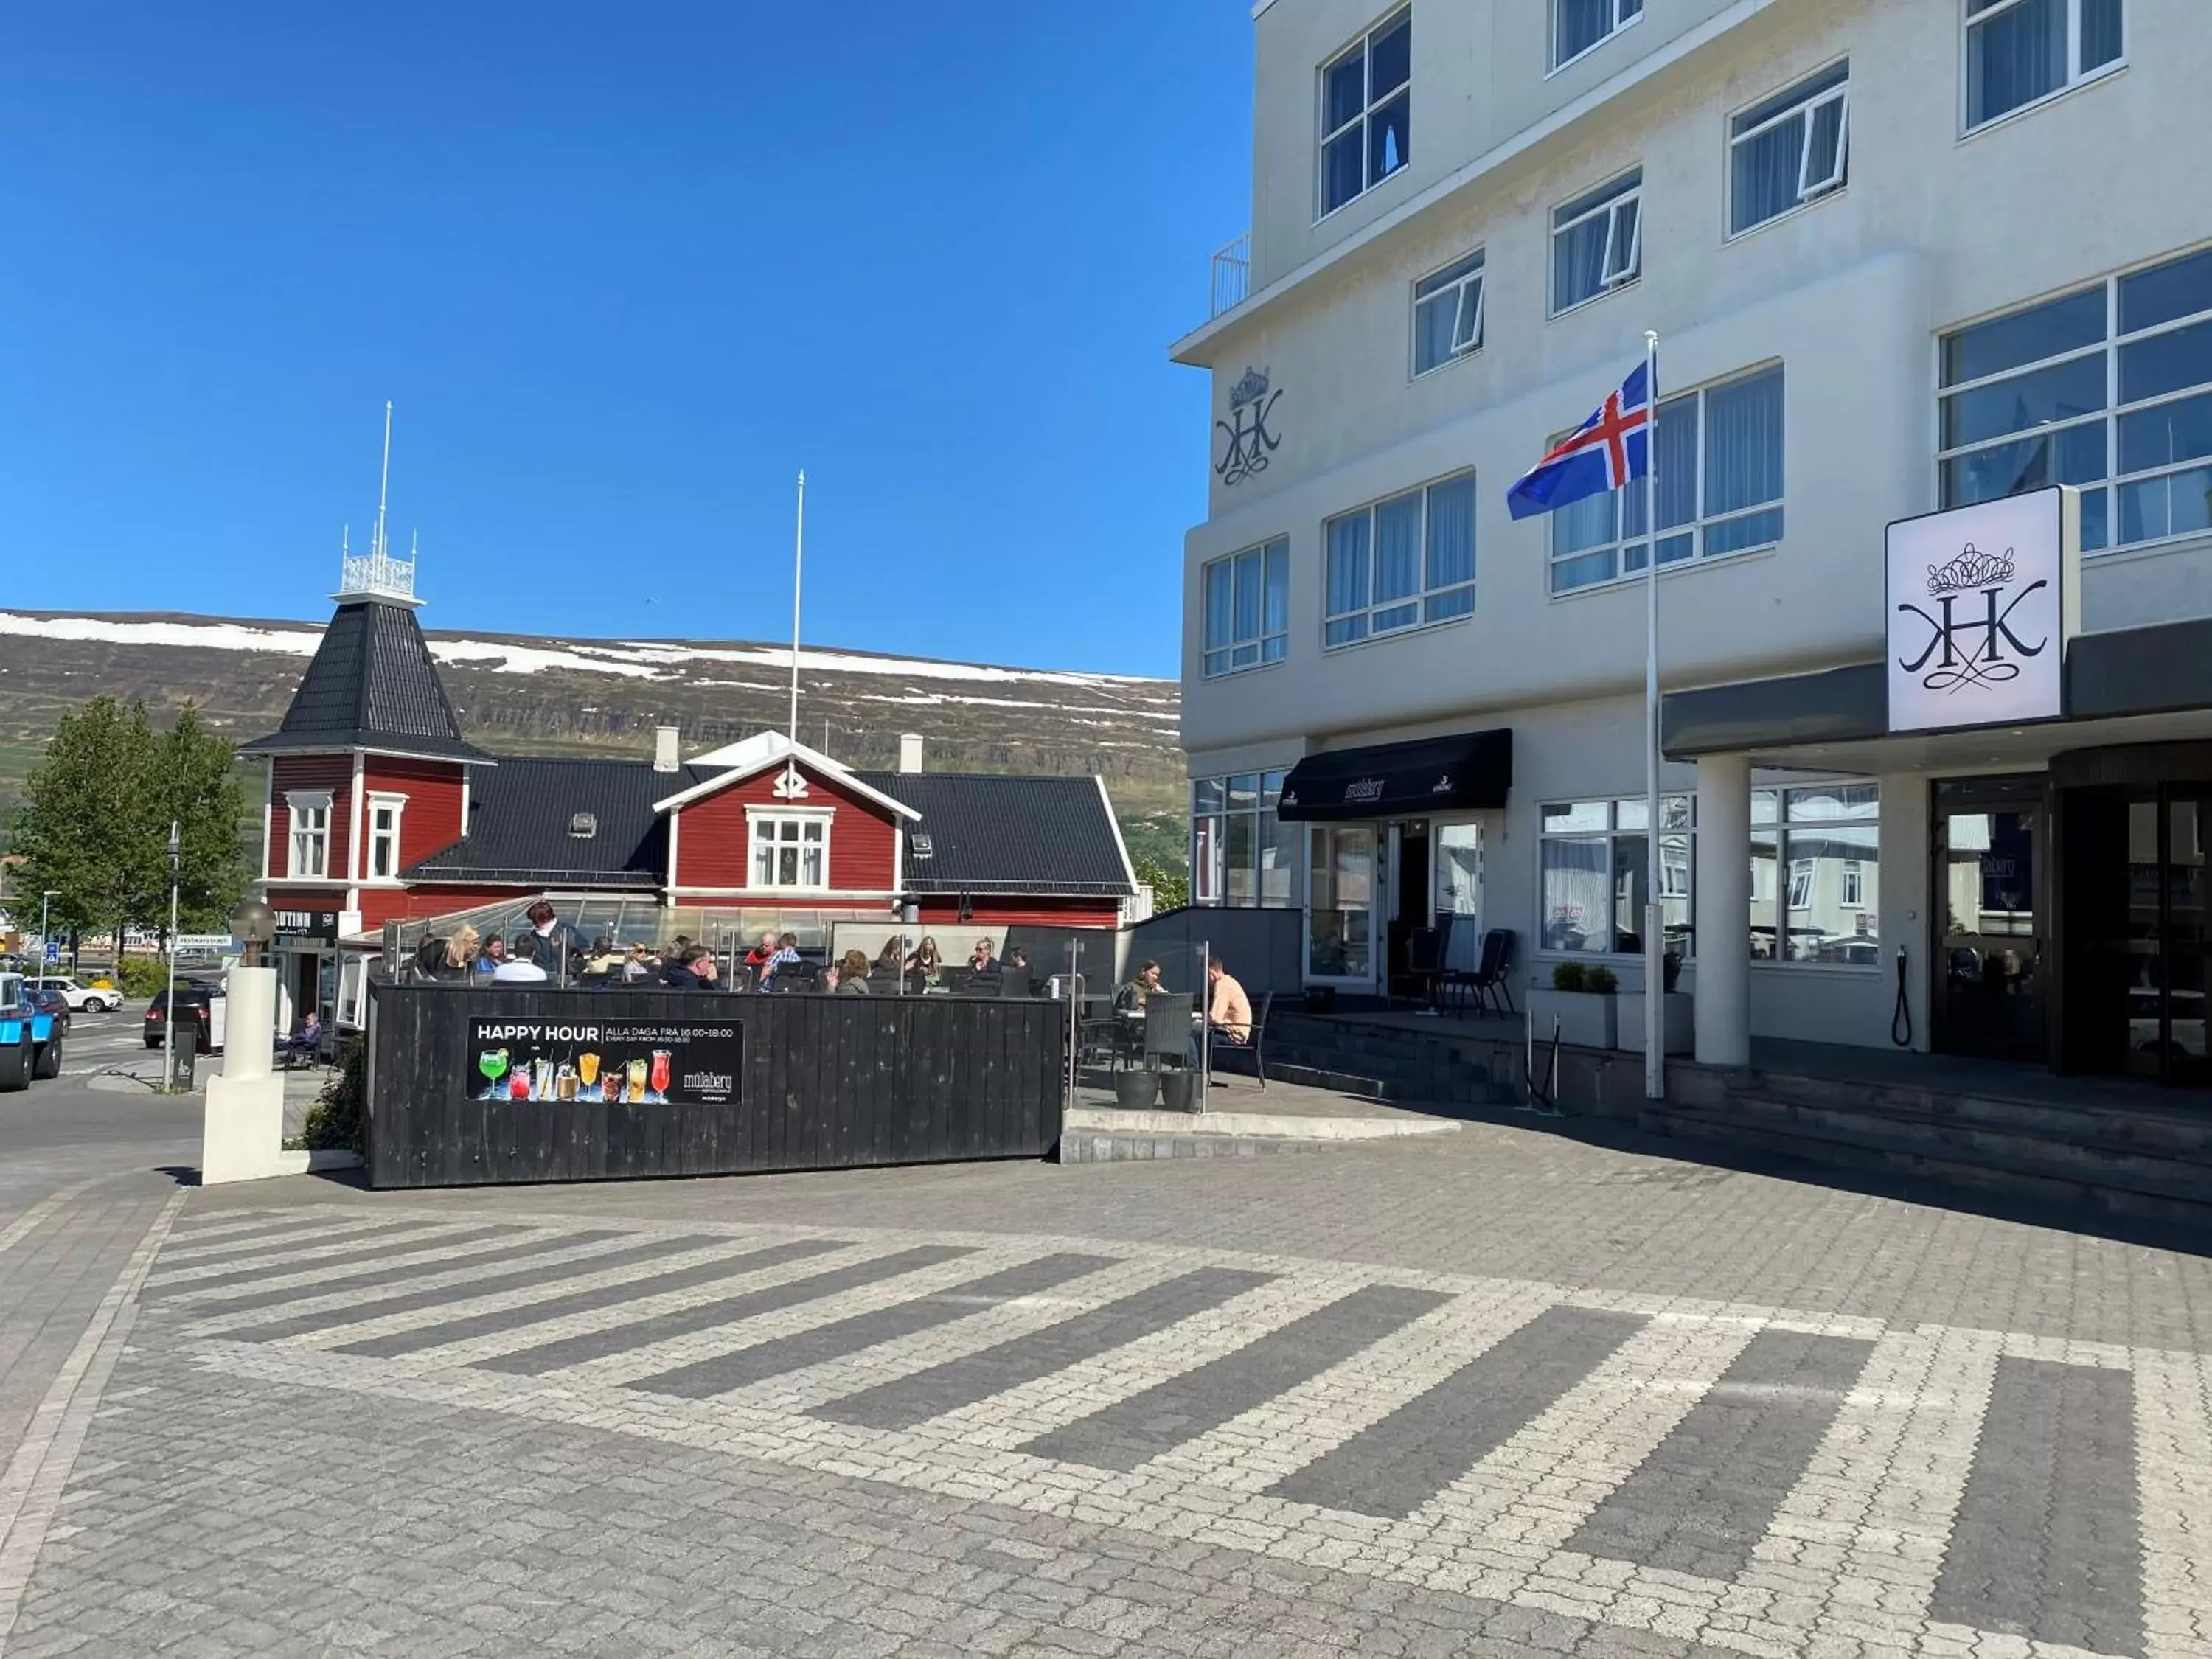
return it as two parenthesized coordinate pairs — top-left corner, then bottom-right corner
(27, 976), (122, 1014)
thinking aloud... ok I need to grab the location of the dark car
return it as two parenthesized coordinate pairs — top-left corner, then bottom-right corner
(143, 985), (218, 1051)
(27, 986), (71, 1037)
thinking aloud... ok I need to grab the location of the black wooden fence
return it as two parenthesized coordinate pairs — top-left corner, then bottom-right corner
(365, 984), (1067, 1189)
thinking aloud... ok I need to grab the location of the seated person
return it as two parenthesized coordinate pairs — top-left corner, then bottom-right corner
(1205, 956), (1252, 1046)
(838, 950), (874, 994)
(741, 930), (779, 984)
(815, 961), (843, 993)
(664, 945), (720, 990)
(905, 936), (944, 990)
(1114, 959), (1163, 1013)
(758, 933), (802, 992)
(284, 1012), (324, 1063)
(493, 934), (550, 982)
(967, 937), (1000, 983)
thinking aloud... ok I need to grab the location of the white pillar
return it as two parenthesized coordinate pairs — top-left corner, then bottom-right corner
(201, 965), (286, 1184)
(1694, 755), (1752, 1067)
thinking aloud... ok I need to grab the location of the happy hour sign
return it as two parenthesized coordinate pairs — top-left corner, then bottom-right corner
(466, 1018), (743, 1106)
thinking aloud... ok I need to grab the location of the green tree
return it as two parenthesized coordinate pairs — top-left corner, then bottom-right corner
(10, 696), (250, 950)
(1133, 854), (1189, 913)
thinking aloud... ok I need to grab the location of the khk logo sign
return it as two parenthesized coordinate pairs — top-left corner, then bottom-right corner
(1885, 488), (2079, 735)
(1214, 366), (1282, 487)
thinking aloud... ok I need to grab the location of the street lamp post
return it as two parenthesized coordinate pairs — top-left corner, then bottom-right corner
(164, 821), (181, 1091)
(38, 891), (60, 966)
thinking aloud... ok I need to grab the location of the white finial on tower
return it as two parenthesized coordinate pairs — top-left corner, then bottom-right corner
(335, 400), (421, 605)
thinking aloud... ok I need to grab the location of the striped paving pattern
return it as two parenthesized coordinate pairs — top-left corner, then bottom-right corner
(147, 1206), (2211, 1659)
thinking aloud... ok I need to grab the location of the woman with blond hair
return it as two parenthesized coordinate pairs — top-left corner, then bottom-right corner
(422, 923), (479, 983)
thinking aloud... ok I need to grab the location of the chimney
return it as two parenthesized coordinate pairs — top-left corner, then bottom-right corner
(653, 725), (681, 773)
(897, 733), (924, 774)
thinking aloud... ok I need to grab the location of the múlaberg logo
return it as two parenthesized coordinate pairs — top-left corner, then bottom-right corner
(1885, 490), (2078, 736)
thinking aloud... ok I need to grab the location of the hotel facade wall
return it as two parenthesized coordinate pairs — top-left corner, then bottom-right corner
(1178, 0), (2212, 1051)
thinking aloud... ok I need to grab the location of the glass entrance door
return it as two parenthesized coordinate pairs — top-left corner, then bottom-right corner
(1307, 824), (1377, 985)
(1933, 780), (2046, 1062)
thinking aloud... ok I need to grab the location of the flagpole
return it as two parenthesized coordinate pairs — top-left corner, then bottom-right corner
(1642, 330), (1664, 1102)
(789, 469), (806, 744)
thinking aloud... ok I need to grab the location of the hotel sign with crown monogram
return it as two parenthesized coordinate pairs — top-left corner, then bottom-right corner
(1885, 486), (2081, 734)
(1214, 366), (1282, 487)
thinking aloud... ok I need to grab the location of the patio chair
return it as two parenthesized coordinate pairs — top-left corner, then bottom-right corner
(1206, 989), (1272, 1089)
(1404, 925), (1446, 1012)
(1464, 928), (1517, 1016)
(1141, 992), (1196, 1071)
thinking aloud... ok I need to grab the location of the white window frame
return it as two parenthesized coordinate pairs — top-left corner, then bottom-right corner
(1201, 538), (1290, 678)
(1412, 250), (1485, 377)
(1787, 858), (1815, 910)
(364, 790), (408, 883)
(1938, 246), (2212, 558)
(1728, 63), (1850, 238)
(1963, 0), (2125, 134)
(1537, 795), (1695, 959)
(1551, 170), (1642, 317)
(1191, 773), (1297, 910)
(1841, 860), (1865, 907)
(745, 806), (833, 893)
(285, 790), (332, 880)
(1318, 7), (1412, 220)
(1324, 469), (1479, 649)
(1551, 363), (1787, 594)
(1550, 0), (1644, 73)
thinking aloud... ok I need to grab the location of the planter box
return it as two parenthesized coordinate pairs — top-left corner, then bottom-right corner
(1615, 992), (1695, 1056)
(1526, 987), (1618, 1051)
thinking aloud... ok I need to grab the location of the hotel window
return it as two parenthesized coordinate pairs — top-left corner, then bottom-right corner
(1413, 251), (1485, 376)
(748, 810), (830, 891)
(1751, 784), (1879, 964)
(1191, 773), (1297, 908)
(1551, 364), (1785, 593)
(286, 791), (330, 879)
(1552, 170), (1641, 315)
(1320, 7), (1411, 218)
(1202, 538), (1289, 678)
(1966, 0), (2122, 131)
(1324, 471), (1477, 647)
(1553, 0), (1642, 70)
(1940, 246), (2212, 554)
(1729, 63), (1848, 236)
(1537, 796), (1693, 959)
(365, 793), (407, 881)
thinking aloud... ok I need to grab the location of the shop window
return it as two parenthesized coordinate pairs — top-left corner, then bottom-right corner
(1538, 795), (1693, 957)
(1941, 244), (2212, 556)
(1752, 782), (1879, 964)
(1202, 538), (1290, 677)
(748, 810), (830, 891)
(1321, 7), (1411, 218)
(286, 791), (331, 879)
(1966, 0), (2122, 131)
(366, 793), (407, 881)
(1191, 772), (1295, 908)
(1552, 364), (1784, 593)
(1729, 62), (1848, 236)
(1324, 470), (1477, 647)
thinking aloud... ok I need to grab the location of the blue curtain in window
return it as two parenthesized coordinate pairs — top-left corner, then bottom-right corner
(1732, 116), (1803, 232)
(1705, 369), (1785, 516)
(1232, 549), (1262, 645)
(1426, 477), (1475, 591)
(1374, 494), (1423, 621)
(1262, 542), (1289, 650)
(1555, 218), (1609, 308)
(1203, 561), (1233, 652)
(1326, 516), (1371, 621)
(1556, 0), (1610, 61)
(1968, 0), (2065, 123)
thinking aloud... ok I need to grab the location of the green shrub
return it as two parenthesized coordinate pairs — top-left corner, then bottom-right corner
(116, 956), (173, 998)
(1584, 965), (1620, 995)
(301, 1047), (364, 1153)
(1550, 961), (1587, 993)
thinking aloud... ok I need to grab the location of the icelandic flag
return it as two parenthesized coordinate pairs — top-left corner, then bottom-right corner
(1505, 360), (1652, 520)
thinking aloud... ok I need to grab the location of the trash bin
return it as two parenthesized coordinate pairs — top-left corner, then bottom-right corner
(165, 1040), (197, 1092)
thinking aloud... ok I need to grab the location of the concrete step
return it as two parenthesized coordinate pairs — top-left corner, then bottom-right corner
(1735, 1074), (2212, 1162)
(1643, 1102), (2212, 1231)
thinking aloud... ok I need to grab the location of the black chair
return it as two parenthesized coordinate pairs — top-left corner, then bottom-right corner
(998, 972), (1035, 998)
(1206, 989), (1273, 1088)
(1463, 928), (1517, 1015)
(1141, 991), (1195, 1070)
(1404, 925), (1446, 1012)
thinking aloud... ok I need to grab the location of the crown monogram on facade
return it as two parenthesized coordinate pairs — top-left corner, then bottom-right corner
(1228, 366), (1271, 408)
(1925, 543), (2017, 597)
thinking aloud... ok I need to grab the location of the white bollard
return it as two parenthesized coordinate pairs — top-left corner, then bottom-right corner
(200, 965), (287, 1183)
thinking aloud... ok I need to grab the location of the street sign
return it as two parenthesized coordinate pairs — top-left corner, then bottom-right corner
(173, 933), (233, 954)
(44, 941), (59, 964)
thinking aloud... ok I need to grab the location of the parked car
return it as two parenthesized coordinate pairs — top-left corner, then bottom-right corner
(27, 975), (121, 1014)
(144, 984), (226, 1053)
(0, 972), (63, 1089)
(27, 986), (71, 1037)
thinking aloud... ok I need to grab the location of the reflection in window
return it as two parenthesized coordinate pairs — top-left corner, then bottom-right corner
(1539, 796), (1693, 956)
(1754, 784), (1880, 964)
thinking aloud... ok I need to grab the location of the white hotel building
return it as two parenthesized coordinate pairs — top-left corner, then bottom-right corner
(1172, 0), (2212, 1083)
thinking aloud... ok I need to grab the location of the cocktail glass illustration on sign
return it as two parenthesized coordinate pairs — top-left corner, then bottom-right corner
(477, 1048), (509, 1099)
(625, 1057), (648, 1102)
(509, 1066), (530, 1100)
(577, 1052), (599, 1091)
(532, 1060), (555, 1100)
(649, 1048), (672, 1102)
(556, 1063), (577, 1101)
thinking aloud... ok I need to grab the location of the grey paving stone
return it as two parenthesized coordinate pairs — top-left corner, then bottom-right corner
(1932, 1354), (2145, 1657)
(627, 1252), (1121, 1399)
(476, 1245), (976, 1376)
(139, 1225), (524, 1303)
(1566, 1327), (1874, 1580)
(813, 1268), (1274, 1431)
(1023, 1283), (1449, 1471)
(1270, 1305), (1648, 1520)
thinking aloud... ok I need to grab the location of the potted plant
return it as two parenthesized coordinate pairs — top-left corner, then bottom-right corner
(1526, 961), (1619, 1049)
(1113, 1067), (1160, 1110)
(1621, 947), (1695, 1057)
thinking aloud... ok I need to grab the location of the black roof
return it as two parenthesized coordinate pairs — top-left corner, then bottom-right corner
(240, 600), (489, 762)
(850, 770), (1135, 897)
(405, 757), (667, 887)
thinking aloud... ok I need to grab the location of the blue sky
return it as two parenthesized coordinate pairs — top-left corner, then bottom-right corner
(0, 4), (1251, 678)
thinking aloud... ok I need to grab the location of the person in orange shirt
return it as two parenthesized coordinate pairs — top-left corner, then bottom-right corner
(1206, 956), (1253, 1046)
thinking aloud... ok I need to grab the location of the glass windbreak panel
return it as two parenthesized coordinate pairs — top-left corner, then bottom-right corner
(1540, 835), (1610, 954)
(1307, 826), (1374, 980)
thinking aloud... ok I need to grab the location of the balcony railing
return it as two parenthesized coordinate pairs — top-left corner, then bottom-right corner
(1209, 232), (1251, 319)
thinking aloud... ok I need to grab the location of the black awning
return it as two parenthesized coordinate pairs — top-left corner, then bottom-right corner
(1277, 729), (1512, 822)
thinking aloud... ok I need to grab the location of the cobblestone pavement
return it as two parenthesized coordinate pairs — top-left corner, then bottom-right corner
(3, 1115), (2211, 1658)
